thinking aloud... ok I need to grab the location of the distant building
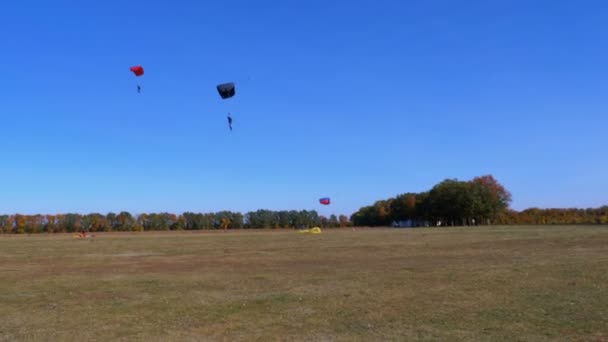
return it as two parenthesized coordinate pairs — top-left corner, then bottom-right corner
(392, 219), (415, 228)
(392, 219), (431, 228)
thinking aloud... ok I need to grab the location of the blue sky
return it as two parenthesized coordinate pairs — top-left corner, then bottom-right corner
(1, 0), (607, 216)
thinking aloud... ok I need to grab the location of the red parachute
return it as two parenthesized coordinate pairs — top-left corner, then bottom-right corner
(319, 197), (331, 205)
(130, 66), (144, 76)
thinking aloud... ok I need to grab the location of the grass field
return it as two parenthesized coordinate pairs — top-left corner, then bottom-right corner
(1, 226), (607, 341)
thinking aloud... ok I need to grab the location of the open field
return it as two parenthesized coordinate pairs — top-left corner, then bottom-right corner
(1, 226), (607, 341)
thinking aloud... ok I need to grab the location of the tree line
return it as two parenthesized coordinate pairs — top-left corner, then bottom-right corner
(2, 174), (606, 234)
(0, 210), (351, 234)
(350, 175), (608, 227)
(495, 207), (608, 225)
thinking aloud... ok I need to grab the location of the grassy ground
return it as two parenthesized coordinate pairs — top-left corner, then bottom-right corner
(1, 226), (607, 341)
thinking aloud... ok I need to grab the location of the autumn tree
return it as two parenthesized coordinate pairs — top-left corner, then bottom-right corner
(116, 212), (136, 231)
(390, 193), (418, 223)
(351, 175), (513, 227)
(14, 214), (26, 234)
(230, 212), (244, 229)
(339, 215), (350, 227)
(45, 215), (57, 233)
(25, 215), (44, 234)
(0, 215), (13, 233)
(328, 214), (339, 228)
(469, 175), (512, 224)
(105, 213), (117, 231)
(319, 216), (329, 228)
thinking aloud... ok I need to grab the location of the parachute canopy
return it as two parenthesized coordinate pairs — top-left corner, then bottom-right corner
(130, 66), (144, 76)
(217, 82), (236, 99)
(319, 197), (331, 205)
(299, 227), (322, 234)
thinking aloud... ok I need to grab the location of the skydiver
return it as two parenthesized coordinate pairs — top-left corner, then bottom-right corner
(227, 113), (233, 131)
(137, 84), (141, 93)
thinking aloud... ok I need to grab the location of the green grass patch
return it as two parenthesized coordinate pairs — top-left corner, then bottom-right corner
(1, 226), (607, 341)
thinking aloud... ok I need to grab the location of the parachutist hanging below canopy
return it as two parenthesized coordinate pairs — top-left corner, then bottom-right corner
(130, 66), (144, 93)
(227, 113), (233, 131)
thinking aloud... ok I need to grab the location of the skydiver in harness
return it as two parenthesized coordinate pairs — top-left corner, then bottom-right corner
(137, 84), (141, 93)
(227, 113), (233, 131)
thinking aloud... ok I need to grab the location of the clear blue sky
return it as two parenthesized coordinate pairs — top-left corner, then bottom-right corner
(1, 0), (607, 216)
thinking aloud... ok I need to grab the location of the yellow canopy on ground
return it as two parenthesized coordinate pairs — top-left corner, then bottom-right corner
(299, 227), (322, 234)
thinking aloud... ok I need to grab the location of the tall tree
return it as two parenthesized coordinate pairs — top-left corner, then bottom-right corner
(116, 212), (135, 231)
(14, 214), (26, 234)
(106, 213), (117, 231)
(230, 212), (244, 229)
(45, 215), (57, 233)
(0, 215), (13, 233)
(328, 214), (339, 228)
(469, 175), (512, 224)
(339, 215), (350, 227)
(390, 193), (418, 222)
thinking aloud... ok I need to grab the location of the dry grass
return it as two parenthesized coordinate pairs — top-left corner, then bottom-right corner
(1, 226), (607, 341)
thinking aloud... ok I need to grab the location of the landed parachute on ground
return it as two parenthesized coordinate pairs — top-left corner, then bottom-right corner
(299, 227), (322, 234)
(72, 231), (95, 239)
(319, 197), (331, 205)
(217, 82), (236, 99)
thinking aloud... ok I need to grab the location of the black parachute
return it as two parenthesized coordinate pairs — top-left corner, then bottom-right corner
(217, 82), (236, 131)
(217, 82), (236, 99)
